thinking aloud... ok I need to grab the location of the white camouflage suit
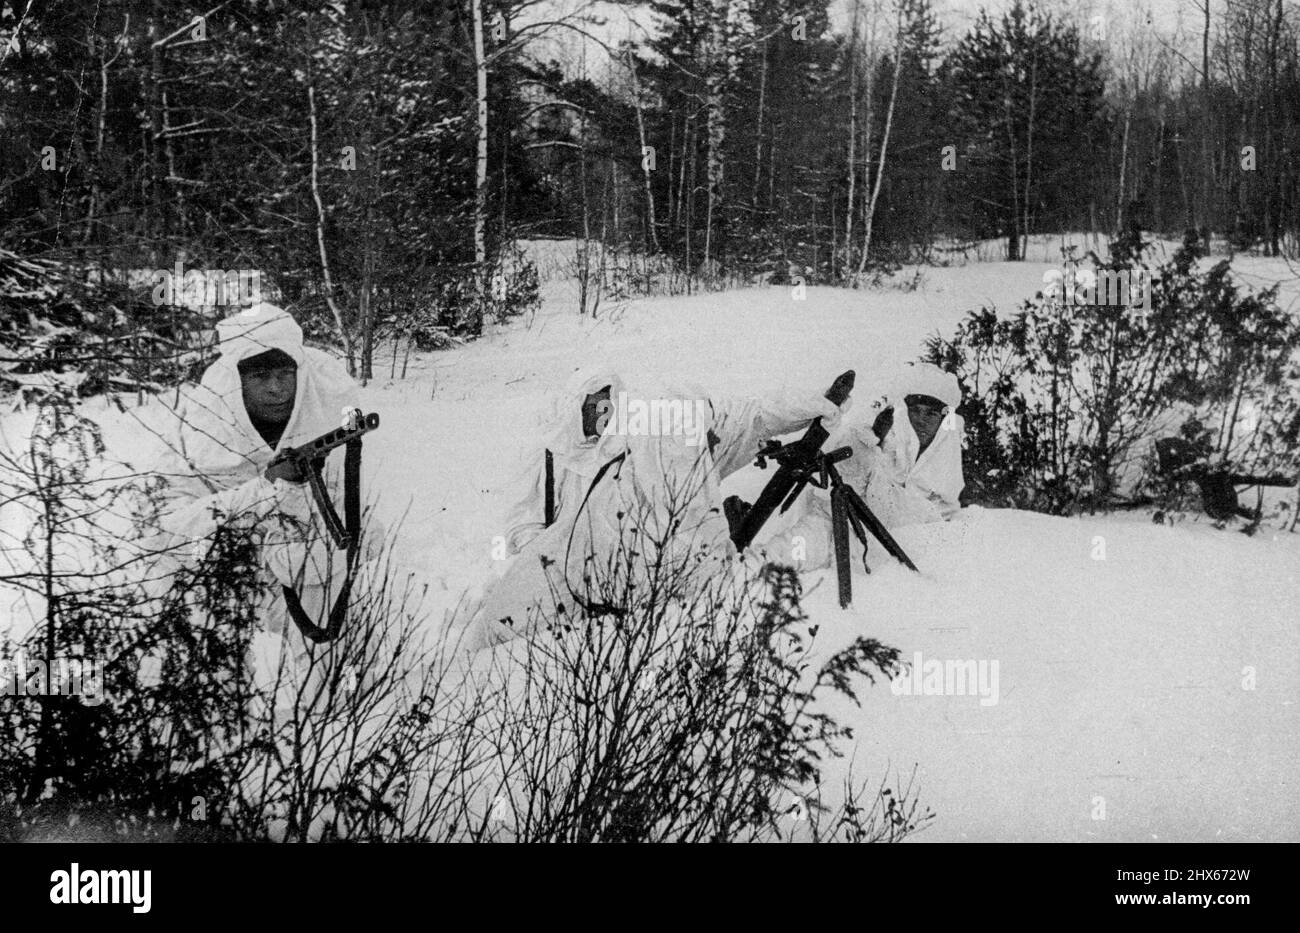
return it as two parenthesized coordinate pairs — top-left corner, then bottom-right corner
(145, 304), (364, 652)
(459, 368), (845, 651)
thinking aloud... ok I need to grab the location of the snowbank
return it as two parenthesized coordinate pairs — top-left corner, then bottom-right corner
(4, 251), (1297, 841)
(333, 266), (1300, 842)
(796, 506), (1299, 841)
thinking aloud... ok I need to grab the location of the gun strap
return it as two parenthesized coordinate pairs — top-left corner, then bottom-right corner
(544, 449), (555, 527)
(562, 452), (628, 619)
(844, 495), (872, 572)
(280, 436), (362, 644)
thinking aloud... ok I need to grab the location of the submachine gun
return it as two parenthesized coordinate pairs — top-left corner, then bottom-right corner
(267, 408), (380, 642)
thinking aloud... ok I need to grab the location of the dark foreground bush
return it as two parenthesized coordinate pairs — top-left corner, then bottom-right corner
(441, 481), (930, 842)
(1, 396), (930, 841)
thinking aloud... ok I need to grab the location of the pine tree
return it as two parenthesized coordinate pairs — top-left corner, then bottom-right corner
(943, 0), (1105, 259)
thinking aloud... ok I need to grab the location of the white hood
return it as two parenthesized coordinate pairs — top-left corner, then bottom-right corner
(542, 366), (631, 479)
(891, 361), (961, 409)
(502, 366), (718, 554)
(175, 303), (359, 490)
(879, 363), (965, 518)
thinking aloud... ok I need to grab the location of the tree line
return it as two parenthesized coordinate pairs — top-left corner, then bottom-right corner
(3, 0), (1300, 373)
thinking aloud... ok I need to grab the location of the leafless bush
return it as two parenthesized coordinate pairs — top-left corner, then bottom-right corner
(2, 396), (928, 842)
(443, 487), (926, 843)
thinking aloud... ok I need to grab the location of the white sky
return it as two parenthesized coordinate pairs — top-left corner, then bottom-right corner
(517, 0), (1212, 82)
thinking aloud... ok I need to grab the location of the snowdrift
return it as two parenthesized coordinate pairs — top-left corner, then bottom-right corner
(4, 251), (1297, 841)
(789, 506), (1299, 841)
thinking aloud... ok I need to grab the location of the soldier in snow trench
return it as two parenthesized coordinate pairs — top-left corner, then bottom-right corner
(766, 362), (965, 569)
(145, 303), (376, 659)
(456, 366), (851, 651)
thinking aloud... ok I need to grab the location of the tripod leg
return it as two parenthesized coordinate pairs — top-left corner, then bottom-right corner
(831, 486), (852, 609)
(842, 485), (919, 572)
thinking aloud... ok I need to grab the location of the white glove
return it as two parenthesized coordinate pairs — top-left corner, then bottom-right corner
(822, 393), (852, 430)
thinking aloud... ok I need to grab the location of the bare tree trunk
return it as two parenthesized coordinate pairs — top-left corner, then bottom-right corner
(1005, 138), (1020, 261)
(626, 52), (660, 253)
(1153, 106), (1166, 232)
(1201, 0), (1212, 233)
(1176, 126), (1193, 227)
(1021, 52), (1037, 261)
(359, 248), (374, 383)
(592, 164), (611, 318)
(703, 91), (722, 272)
(676, 116), (689, 233)
(1266, 0), (1283, 256)
(830, 192), (837, 272)
(1116, 83), (1132, 233)
(702, 4), (732, 275)
(768, 117), (775, 214)
(576, 91), (594, 316)
(1001, 64), (1021, 261)
(686, 119), (697, 292)
(472, 0), (488, 282)
(856, 5), (902, 282)
(84, 22), (127, 246)
(811, 196), (819, 278)
(162, 87), (183, 240)
(308, 84), (354, 375)
(611, 151), (620, 241)
(859, 45), (872, 252)
(666, 115), (677, 235)
(147, 5), (163, 259)
(359, 132), (378, 382)
(843, 0), (860, 280)
(752, 40), (767, 210)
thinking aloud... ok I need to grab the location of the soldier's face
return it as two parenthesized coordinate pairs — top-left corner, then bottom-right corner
(581, 385), (612, 439)
(905, 396), (947, 450)
(241, 365), (298, 424)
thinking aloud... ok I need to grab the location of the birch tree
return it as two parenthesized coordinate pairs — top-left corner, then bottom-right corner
(472, 0), (488, 289)
(856, 1), (903, 282)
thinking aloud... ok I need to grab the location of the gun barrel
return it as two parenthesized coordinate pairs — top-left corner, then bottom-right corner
(283, 412), (380, 463)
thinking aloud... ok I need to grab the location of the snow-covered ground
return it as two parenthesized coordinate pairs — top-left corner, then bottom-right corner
(3, 242), (1298, 841)
(803, 506), (1300, 841)
(369, 248), (1299, 842)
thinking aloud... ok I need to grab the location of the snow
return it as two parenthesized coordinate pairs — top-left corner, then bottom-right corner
(798, 507), (1299, 841)
(3, 242), (1298, 841)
